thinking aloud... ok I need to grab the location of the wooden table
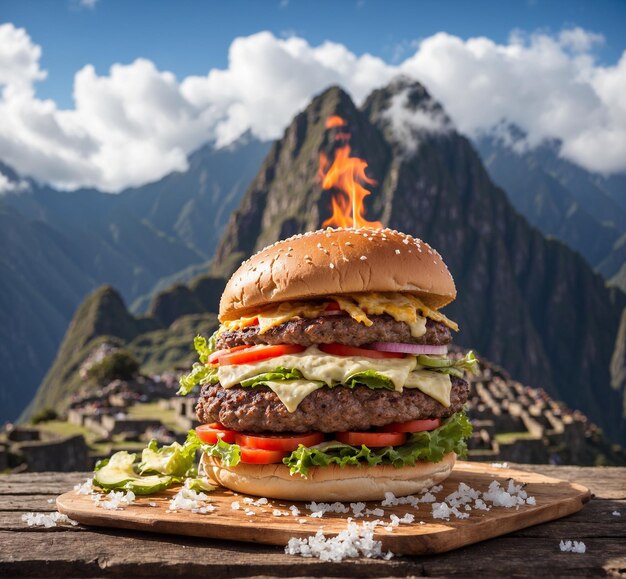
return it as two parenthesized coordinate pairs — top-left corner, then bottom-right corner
(1, 465), (624, 577)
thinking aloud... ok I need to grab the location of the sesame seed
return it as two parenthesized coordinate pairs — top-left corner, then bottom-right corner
(329, 263), (335, 269)
(360, 255), (367, 261)
(345, 242), (353, 247)
(395, 249), (401, 255)
(403, 238), (410, 245)
(304, 255), (311, 260)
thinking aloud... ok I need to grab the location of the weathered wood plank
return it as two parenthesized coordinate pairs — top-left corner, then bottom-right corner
(0, 494), (62, 512)
(0, 530), (623, 577)
(514, 465), (626, 499)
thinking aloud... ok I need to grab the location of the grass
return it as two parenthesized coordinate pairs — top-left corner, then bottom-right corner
(37, 420), (93, 439)
(495, 431), (540, 444)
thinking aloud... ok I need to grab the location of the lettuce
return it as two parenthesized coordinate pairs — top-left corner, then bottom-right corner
(94, 452), (175, 495)
(139, 436), (200, 477)
(240, 367), (305, 387)
(178, 333), (220, 395)
(284, 411), (473, 477)
(342, 371), (395, 390)
(202, 437), (241, 467)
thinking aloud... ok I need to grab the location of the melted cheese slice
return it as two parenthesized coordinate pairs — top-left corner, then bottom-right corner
(221, 292), (458, 335)
(217, 346), (417, 390)
(262, 380), (324, 412)
(344, 293), (428, 337)
(404, 370), (452, 407)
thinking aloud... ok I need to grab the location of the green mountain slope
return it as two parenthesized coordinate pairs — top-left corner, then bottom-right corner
(0, 137), (269, 424)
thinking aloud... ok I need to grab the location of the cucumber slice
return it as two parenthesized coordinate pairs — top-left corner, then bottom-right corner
(94, 451), (173, 495)
(416, 354), (452, 368)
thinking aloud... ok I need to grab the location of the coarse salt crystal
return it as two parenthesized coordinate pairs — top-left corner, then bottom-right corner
(360, 255), (367, 261)
(285, 520), (392, 562)
(168, 487), (213, 514)
(101, 490), (135, 510)
(22, 512), (78, 528)
(231, 501), (240, 510)
(289, 505), (300, 517)
(74, 478), (95, 495)
(559, 540), (586, 553)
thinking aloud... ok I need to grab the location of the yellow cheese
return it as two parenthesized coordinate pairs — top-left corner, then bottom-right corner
(347, 293), (428, 337)
(262, 380), (324, 413)
(221, 292), (457, 334)
(404, 370), (452, 407)
(217, 346), (417, 390)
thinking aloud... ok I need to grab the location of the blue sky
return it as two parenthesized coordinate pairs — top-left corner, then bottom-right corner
(1, 0), (625, 191)
(2, 0), (625, 109)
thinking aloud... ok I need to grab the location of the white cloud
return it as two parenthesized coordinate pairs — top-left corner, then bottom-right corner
(0, 172), (29, 194)
(78, 0), (99, 9)
(0, 23), (624, 191)
(382, 80), (453, 154)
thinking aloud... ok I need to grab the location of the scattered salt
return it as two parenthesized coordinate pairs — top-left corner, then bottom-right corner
(491, 462), (509, 469)
(231, 501), (240, 510)
(612, 511), (621, 517)
(47, 498), (54, 504)
(73, 478), (95, 495)
(168, 486), (214, 514)
(306, 501), (349, 518)
(285, 520), (392, 562)
(289, 505), (301, 517)
(559, 540), (586, 553)
(101, 490), (135, 510)
(22, 512), (78, 528)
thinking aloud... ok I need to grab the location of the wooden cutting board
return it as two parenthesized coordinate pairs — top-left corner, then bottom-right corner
(56, 461), (590, 556)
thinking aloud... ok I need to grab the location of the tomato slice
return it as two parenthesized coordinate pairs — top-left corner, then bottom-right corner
(336, 431), (407, 447)
(236, 432), (325, 452)
(217, 344), (306, 366)
(319, 343), (405, 359)
(324, 301), (341, 311)
(208, 345), (248, 364)
(196, 424), (237, 444)
(239, 447), (288, 464)
(378, 418), (442, 433)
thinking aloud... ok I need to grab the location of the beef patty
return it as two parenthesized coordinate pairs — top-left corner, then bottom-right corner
(216, 315), (451, 350)
(196, 377), (468, 433)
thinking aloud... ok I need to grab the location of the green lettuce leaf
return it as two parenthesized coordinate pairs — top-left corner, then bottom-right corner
(202, 438), (242, 467)
(240, 367), (305, 387)
(139, 434), (200, 477)
(342, 371), (395, 390)
(283, 411), (473, 477)
(178, 333), (220, 396)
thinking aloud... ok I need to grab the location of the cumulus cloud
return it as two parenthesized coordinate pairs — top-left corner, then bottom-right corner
(0, 23), (624, 191)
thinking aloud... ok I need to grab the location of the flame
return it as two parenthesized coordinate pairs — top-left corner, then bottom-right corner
(325, 115), (347, 128)
(320, 116), (382, 229)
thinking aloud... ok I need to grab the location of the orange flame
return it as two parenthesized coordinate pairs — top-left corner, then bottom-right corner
(320, 116), (382, 229)
(325, 115), (347, 128)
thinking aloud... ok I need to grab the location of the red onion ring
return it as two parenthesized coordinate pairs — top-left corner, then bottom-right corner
(369, 342), (448, 355)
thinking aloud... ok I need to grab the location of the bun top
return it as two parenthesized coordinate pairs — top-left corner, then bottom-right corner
(219, 227), (456, 321)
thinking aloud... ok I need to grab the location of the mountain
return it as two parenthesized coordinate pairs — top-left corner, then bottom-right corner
(213, 79), (626, 443)
(474, 131), (626, 290)
(0, 136), (270, 424)
(28, 281), (224, 416)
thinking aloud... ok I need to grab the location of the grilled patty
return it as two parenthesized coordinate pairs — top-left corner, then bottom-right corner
(216, 314), (451, 350)
(196, 377), (468, 433)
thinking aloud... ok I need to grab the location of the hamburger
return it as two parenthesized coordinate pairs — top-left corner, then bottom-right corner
(179, 227), (475, 501)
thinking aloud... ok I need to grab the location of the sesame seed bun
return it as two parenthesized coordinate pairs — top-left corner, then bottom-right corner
(219, 227), (456, 322)
(201, 452), (456, 501)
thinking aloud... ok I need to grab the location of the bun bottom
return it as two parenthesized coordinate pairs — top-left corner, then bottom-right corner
(201, 452), (456, 501)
